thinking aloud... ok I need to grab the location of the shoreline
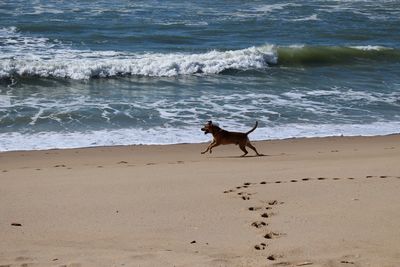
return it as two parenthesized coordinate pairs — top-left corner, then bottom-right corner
(1, 132), (399, 154)
(2, 122), (400, 152)
(1, 134), (400, 266)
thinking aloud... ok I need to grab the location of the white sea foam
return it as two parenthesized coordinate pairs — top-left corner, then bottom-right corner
(305, 88), (400, 105)
(1, 122), (399, 151)
(282, 92), (306, 99)
(1, 47), (274, 79)
(290, 14), (319, 21)
(350, 45), (389, 51)
(0, 27), (276, 79)
(30, 6), (64, 15)
(254, 3), (300, 13)
(0, 95), (13, 107)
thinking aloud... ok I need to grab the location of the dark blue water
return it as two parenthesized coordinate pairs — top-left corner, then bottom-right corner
(1, 1), (399, 151)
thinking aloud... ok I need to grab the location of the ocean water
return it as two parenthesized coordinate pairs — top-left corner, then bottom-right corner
(1, 0), (399, 151)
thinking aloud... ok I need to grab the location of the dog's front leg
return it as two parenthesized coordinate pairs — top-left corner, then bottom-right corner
(201, 140), (217, 154)
(208, 142), (220, 154)
(201, 140), (216, 154)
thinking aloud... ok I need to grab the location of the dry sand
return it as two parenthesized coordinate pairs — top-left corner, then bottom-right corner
(1, 135), (400, 267)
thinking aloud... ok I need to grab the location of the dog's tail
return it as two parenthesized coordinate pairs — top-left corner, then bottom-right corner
(246, 121), (258, 135)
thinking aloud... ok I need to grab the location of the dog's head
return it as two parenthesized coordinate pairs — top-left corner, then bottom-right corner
(201, 121), (220, 135)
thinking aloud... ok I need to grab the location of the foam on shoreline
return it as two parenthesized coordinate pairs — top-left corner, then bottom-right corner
(1, 122), (399, 152)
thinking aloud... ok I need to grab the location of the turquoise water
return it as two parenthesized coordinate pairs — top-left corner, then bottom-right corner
(1, 1), (399, 150)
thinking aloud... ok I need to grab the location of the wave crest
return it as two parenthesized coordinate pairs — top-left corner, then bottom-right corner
(1, 27), (399, 80)
(0, 27), (276, 79)
(0, 47), (276, 79)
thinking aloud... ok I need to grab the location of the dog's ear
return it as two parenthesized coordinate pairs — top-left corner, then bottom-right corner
(207, 120), (212, 125)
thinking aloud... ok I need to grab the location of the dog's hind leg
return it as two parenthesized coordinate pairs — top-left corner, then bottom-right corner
(239, 144), (248, 157)
(247, 142), (262, 156)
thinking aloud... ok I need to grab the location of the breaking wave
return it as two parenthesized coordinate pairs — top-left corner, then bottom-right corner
(0, 27), (276, 79)
(0, 47), (276, 80)
(1, 27), (400, 80)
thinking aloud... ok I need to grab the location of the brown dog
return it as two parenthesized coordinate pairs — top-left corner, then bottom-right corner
(201, 121), (263, 157)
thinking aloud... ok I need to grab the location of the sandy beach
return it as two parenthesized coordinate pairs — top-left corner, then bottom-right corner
(1, 135), (400, 267)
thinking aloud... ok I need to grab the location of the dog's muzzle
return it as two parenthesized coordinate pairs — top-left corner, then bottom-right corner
(201, 127), (209, 134)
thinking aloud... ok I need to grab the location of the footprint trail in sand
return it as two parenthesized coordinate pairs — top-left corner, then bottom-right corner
(223, 174), (400, 265)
